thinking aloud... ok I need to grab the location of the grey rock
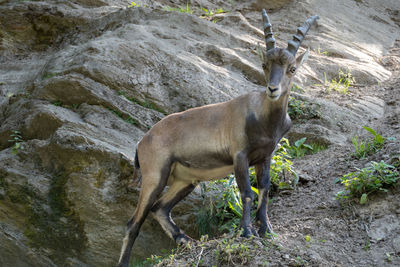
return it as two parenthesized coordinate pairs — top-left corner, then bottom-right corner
(393, 236), (400, 254)
(368, 215), (400, 242)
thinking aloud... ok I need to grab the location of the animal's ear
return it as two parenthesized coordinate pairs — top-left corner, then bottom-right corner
(295, 48), (309, 68)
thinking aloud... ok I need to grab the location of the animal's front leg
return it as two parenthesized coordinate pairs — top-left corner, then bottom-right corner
(255, 158), (273, 237)
(234, 152), (258, 237)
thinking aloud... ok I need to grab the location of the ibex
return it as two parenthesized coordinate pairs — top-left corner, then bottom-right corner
(118, 9), (319, 266)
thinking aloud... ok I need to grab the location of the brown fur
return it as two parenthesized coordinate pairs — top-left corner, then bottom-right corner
(117, 10), (318, 267)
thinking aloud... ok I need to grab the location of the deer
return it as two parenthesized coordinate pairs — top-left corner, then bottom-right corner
(117, 9), (319, 267)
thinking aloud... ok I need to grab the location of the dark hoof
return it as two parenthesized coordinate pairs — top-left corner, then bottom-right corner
(258, 222), (274, 238)
(175, 233), (195, 245)
(241, 227), (259, 238)
(251, 227), (259, 237)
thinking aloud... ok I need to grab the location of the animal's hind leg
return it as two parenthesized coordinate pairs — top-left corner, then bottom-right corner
(151, 179), (196, 244)
(118, 171), (169, 267)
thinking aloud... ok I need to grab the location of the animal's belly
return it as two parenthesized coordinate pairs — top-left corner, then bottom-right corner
(171, 163), (234, 183)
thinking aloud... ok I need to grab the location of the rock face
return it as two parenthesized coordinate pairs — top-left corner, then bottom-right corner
(0, 0), (399, 266)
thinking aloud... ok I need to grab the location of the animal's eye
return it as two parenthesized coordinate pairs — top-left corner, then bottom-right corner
(262, 63), (267, 70)
(289, 66), (296, 74)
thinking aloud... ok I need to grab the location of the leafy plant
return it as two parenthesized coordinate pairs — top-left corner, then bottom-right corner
(324, 68), (355, 94)
(317, 45), (329, 56)
(283, 137), (312, 158)
(197, 177), (246, 235)
(163, 1), (193, 14)
(8, 130), (25, 155)
(291, 84), (304, 93)
(281, 137), (326, 159)
(269, 140), (299, 189)
(216, 238), (251, 265)
(352, 126), (385, 159)
(336, 160), (400, 204)
(386, 252), (393, 262)
(201, 8), (224, 17)
(288, 97), (321, 120)
(128, 1), (140, 8)
(363, 126), (384, 145)
(196, 139), (299, 236)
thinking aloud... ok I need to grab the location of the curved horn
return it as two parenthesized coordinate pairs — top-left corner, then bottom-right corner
(262, 9), (276, 52)
(287, 15), (319, 55)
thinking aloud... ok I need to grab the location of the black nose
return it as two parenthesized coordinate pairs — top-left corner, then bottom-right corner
(268, 86), (278, 93)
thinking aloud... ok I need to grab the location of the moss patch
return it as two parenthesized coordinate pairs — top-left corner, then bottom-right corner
(0, 171), (87, 263)
(23, 172), (87, 263)
(117, 90), (167, 115)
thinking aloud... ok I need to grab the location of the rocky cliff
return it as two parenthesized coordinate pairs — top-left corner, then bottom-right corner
(0, 0), (399, 266)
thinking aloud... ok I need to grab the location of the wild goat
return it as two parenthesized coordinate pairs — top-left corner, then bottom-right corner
(118, 9), (319, 266)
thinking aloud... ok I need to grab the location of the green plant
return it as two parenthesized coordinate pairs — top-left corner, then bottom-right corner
(196, 183), (220, 236)
(51, 100), (63, 106)
(201, 8), (224, 17)
(128, 1), (140, 7)
(118, 90), (167, 114)
(284, 137), (312, 158)
(42, 72), (58, 80)
(196, 139), (300, 236)
(163, 1), (193, 14)
(198, 177), (245, 235)
(288, 97), (321, 120)
(317, 45), (329, 56)
(216, 238), (251, 265)
(386, 252), (393, 262)
(295, 256), (306, 265)
(8, 130), (25, 155)
(364, 238), (370, 251)
(108, 108), (138, 126)
(324, 68), (355, 94)
(352, 126), (385, 159)
(336, 160), (400, 204)
(268, 139), (299, 190)
(291, 84), (304, 93)
(281, 137), (326, 159)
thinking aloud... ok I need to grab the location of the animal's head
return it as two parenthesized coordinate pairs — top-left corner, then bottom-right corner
(260, 9), (319, 101)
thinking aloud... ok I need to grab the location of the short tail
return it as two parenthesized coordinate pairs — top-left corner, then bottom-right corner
(134, 148), (140, 169)
(133, 149), (141, 183)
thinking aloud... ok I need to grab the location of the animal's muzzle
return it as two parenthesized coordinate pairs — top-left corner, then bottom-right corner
(268, 86), (279, 93)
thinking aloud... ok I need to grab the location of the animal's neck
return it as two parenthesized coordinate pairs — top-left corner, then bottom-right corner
(261, 91), (291, 138)
(264, 92), (289, 121)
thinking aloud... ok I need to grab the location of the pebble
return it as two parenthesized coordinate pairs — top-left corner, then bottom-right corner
(393, 237), (400, 254)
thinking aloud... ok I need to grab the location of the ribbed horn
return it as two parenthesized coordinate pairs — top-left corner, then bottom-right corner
(262, 9), (276, 52)
(287, 15), (319, 55)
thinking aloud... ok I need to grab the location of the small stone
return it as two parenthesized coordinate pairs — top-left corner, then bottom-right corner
(298, 173), (313, 183)
(392, 237), (400, 254)
(309, 251), (323, 262)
